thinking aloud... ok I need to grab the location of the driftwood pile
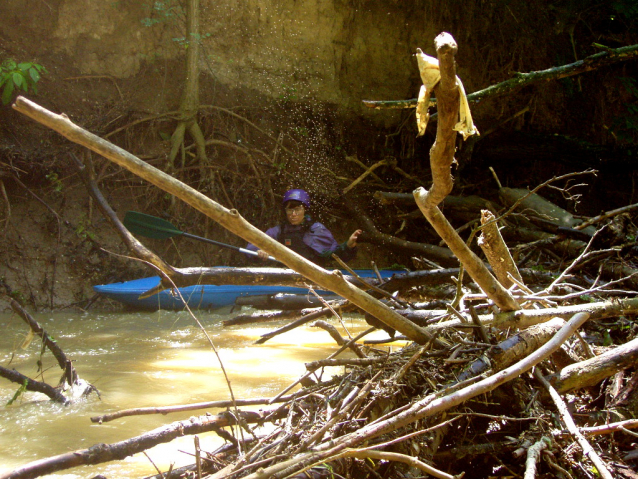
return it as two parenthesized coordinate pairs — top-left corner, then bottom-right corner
(5, 33), (638, 479)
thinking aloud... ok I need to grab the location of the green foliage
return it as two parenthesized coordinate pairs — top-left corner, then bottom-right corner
(75, 217), (96, 241)
(46, 172), (64, 193)
(0, 59), (47, 105)
(9, 290), (26, 303)
(141, 0), (183, 27)
(7, 380), (28, 406)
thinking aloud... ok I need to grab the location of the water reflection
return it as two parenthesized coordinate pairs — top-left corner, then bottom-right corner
(0, 309), (392, 478)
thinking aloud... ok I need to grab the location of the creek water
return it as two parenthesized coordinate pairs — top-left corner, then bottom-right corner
(0, 308), (391, 478)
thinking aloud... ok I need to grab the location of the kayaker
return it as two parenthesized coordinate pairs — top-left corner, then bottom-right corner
(245, 188), (362, 266)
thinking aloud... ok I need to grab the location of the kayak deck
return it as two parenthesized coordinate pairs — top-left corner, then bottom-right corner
(93, 269), (403, 311)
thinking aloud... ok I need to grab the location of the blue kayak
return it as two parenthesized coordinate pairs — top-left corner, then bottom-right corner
(93, 269), (403, 311)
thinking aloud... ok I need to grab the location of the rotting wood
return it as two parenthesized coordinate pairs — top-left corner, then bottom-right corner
(546, 336), (638, 394)
(457, 317), (567, 382)
(477, 209), (523, 289)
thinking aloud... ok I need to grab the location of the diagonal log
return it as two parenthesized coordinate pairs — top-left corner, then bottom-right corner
(12, 96), (434, 345)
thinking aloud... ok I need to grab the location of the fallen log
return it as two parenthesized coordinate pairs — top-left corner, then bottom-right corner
(0, 409), (286, 479)
(0, 367), (70, 405)
(427, 297), (638, 332)
(546, 336), (638, 394)
(234, 293), (340, 310)
(457, 317), (567, 382)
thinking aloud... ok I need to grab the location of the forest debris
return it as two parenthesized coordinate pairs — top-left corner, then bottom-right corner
(234, 312), (590, 479)
(90, 393), (301, 424)
(458, 317), (567, 382)
(346, 200), (458, 267)
(311, 320), (367, 358)
(234, 293), (339, 310)
(427, 296), (638, 332)
(553, 419), (638, 437)
(523, 436), (551, 479)
(477, 209), (523, 289)
(534, 368), (614, 479)
(545, 336), (638, 394)
(0, 409), (286, 479)
(499, 187), (596, 236)
(342, 157), (392, 194)
(363, 43), (638, 110)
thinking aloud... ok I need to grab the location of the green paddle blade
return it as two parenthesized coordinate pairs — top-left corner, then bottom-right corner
(123, 211), (184, 240)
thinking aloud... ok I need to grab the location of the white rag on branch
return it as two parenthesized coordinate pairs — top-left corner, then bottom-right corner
(415, 48), (479, 140)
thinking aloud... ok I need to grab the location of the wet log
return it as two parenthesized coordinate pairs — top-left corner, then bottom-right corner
(546, 337), (638, 394)
(347, 202), (458, 267)
(222, 310), (301, 326)
(4, 298), (97, 400)
(499, 187), (597, 236)
(311, 320), (367, 358)
(373, 192), (495, 223)
(0, 367), (70, 405)
(0, 409), (286, 479)
(234, 293), (340, 310)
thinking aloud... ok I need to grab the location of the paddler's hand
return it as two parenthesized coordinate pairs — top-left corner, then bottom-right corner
(347, 229), (363, 248)
(256, 250), (270, 261)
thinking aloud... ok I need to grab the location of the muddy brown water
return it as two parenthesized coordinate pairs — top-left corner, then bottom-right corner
(0, 308), (394, 478)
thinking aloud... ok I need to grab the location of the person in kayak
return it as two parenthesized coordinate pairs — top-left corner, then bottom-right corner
(246, 188), (362, 266)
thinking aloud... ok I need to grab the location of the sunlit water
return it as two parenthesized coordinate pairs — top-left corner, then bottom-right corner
(0, 308), (394, 478)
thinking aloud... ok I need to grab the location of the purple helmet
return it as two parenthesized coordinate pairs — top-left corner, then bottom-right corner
(282, 189), (310, 208)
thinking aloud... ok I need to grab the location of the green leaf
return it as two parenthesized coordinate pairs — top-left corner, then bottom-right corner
(29, 68), (40, 83)
(18, 62), (31, 73)
(2, 81), (14, 105)
(12, 72), (24, 90)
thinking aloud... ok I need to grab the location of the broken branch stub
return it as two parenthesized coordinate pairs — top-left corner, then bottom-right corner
(477, 209), (524, 289)
(413, 33), (520, 313)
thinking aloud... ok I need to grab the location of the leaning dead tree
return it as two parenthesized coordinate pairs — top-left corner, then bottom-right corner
(8, 33), (638, 479)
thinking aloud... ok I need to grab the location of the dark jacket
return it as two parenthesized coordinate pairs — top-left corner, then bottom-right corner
(246, 215), (357, 266)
